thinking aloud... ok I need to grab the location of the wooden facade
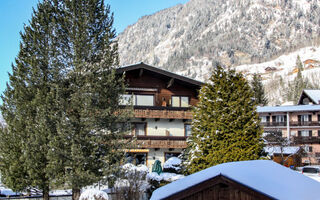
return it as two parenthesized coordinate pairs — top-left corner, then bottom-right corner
(125, 135), (187, 148)
(134, 107), (192, 119)
(164, 175), (273, 200)
(117, 63), (202, 168)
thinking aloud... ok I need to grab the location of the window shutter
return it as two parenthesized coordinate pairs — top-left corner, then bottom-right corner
(309, 130), (312, 137)
(309, 115), (312, 122)
(298, 131), (301, 136)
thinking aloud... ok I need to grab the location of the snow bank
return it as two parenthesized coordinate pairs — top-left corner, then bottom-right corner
(49, 189), (72, 196)
(147, 172), (184, 182)
(79, 189), (109, 200)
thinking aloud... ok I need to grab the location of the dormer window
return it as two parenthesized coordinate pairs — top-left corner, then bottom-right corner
(172, 96), (189, 107)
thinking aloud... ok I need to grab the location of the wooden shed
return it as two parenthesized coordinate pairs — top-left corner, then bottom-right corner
(151, 160), (320, 200)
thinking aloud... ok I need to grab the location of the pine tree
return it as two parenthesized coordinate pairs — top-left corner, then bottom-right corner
(250, 73), (268, 106)
(0, 1), (58, 199)
(296, 55), (303, 71)
(43, 1), (129, 200)
(0, 1), (128, 200)
(185, 66), (264, 174)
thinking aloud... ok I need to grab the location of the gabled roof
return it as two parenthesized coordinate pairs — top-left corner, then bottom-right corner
(257, 104), (320, 113)
(151, 160), (320, 200)
(298, 89), (320, 105)
(117, 62), (204, 88)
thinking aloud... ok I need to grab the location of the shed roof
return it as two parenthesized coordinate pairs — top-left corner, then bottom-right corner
(257, 104), (320, 113)
(151, 160), (320, 200)
(117, 62), (204, 87)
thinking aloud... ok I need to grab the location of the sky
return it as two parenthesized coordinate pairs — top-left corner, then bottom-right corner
(0, 0), (189, 104)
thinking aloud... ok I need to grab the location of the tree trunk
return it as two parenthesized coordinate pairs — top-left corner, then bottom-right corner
(43, 188), (50, 200)
(72, 188), (81, 200)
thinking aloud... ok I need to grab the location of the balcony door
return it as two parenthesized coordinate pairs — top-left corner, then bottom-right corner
(133, 122), (147, 136)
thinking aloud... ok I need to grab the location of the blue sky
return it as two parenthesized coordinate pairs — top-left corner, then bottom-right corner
(0, 0), (188, 104)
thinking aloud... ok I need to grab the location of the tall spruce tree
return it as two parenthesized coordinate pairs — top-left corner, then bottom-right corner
(0, 1), (128, 200)
(250, 73), (268, 106)
(0, 1), (58, 199)
(186, 66), (264, 174)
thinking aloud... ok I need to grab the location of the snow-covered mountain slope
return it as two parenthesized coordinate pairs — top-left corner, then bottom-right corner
(236, 46), (320, 105)
(236, 46), (320, 81)
(117, 0), (320, 82)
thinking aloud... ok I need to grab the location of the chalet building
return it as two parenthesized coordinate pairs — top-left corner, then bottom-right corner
(298, 89), (320, 105)
(116, 62), (203, 169)
(258, 104), (320, 165)
(151, 160), (320, 200)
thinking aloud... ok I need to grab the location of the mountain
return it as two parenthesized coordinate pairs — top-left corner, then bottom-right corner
(117, 0), (320, 82)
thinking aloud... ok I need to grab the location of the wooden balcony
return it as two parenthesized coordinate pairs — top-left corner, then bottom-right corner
(125, 135), (187, 148)
(293, 136), (320, 144)
(133, 106), (192, 119)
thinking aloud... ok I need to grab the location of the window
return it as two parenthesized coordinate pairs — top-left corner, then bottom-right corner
(164, 152), (181, 161)
(299, 114), (311, 122)
(172, 96), (189, 107)
(133, 123), (146, 136)
(119, 94), (154, 106)
(119, 94), (133, 105)
(276, 115), (285, 122)
(136, 95), (154, 106)
(125, 153), (147, 165)
(299, 130), (312, 137)
(185, 124), (192, 137)
(260, 116), (267, 123)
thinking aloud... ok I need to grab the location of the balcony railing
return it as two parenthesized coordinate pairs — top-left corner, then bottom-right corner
(290, 121), (320, 126)
(260, 122), (286, 127)
(293, 136), (320, 144)
(125, 135), (187, 148)
(260, 121), (320, 127)
(133, 106), (192, 119)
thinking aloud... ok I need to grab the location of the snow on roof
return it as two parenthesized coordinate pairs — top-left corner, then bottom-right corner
(303, 89), (320, 104)
(150, 160), (320, 200)
(264, 146), (300, 156)
(0, 188), (20, 196)
(257, 104), (320, 113)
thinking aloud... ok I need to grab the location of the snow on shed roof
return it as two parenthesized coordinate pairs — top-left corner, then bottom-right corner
(264, 146), (300, 156)
(257, 104), (320, 113)
(303, 89), (320, 104)
(150, 160), (320, 200)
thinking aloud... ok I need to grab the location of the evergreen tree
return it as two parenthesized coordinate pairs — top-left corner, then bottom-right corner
(185, 66), (264, 174)
(0, 1), (58, 199)
(0, 1), (128, 200)
(292, 69), (308, 103)
(296, 55), (303, 71)
(250, 73), (268, 106)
